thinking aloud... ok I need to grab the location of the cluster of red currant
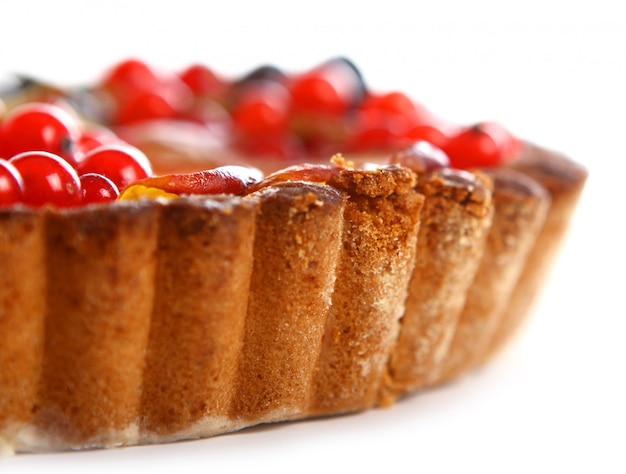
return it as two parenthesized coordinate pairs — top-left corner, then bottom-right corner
(0, 101), (152, 208)
(99, 58), (521, 168)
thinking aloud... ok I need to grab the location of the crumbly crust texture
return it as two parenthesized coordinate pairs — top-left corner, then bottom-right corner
(437, 168), (552, 383)
(381, 169), (494, 403)
(0, 143), (587, 453)
(311, 167), (424, 415)
(140, 197), (258, 439)
(233, 183), (345, 423)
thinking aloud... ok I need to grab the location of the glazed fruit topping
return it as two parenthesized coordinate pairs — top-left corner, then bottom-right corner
(101, 58), (192, 125)
(246, 155), (351, 194)
(0, 58), (526, 210)
(0, 158), (23, 206)
(9, 151), (82, 208)
(76, 144), (153, 190)
(230, 80), (291, 140)
(443, 121), (521, 169)
(0, 102), (80, 167)
(79, 173), (120, 204)
(120, 165), (263, 199)
(389, 141), (450, 174)
(178, 64), (226, 97)
(93, 57), (522, 168)
(0, 101), (153, 208)
(289, 57), (365, 117)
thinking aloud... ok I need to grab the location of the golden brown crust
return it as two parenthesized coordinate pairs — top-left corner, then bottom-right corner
(310, 167), (424, 416)
(139, 197), (257, 440)
(0, 143), (586, 452)
(482, 144), (588, 361)
(380, 169), (494, 404)
(436, 169), (551, 383)
(32, 203), (160, 448)
(0, 209), (46, 436)
(232, 182), (346, 423)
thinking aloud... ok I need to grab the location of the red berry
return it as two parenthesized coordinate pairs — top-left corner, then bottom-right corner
(179, 64), (225, 97)
(112, 76), (192, 125)
(9, 151), (81, 208)
(0, 158), (24, 206)
(101, 58), (160, 100)
(77, 125), (120, 155)
(444, 122), (517, 169)
(348, 107), (411, 151)
(80, 173), (120, 204)
(0, 102), (81, 166)
(405, 124), (450, 150)
(290, 58), (364, 116)
(77, 144), (152, 190)
(113, 91), (178, 124)
(102, 60), (192, 125)
(363, 91), (418, 118)
(231, 80), (291, 138)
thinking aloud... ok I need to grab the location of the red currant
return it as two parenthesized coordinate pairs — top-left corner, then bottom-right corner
(231, 80), (291, 138)
(0, 102), (81, 166)
(9, 151), (81, 208)
(290, 58), (364, 116)
(347, 107), (411, 151)
(444, 122), (518, 169)
(362, 91), (418, 118)
(113, 91), (178, 125)
(77, 125), (120, 155)
(101, 58), (160, 101)
(0, 158), (24, 206)
(112, 76), (192, 125)
(405, 124), (450, 150)
(77, 144), (152, 190)
(179, 64), (225, 97)
(80, 173), (119, 204)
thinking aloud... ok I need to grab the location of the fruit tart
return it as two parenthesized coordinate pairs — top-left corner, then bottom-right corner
(0, 58), (587, 454)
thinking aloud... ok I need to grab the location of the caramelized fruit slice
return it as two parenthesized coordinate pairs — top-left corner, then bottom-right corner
(120, 165), (263, 198)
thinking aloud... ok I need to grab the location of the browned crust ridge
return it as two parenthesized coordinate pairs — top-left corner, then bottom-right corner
(380, 169), (494, 403)
(0, 143), (586, 453)
(139, 197), (257, 440)
(0, 210), (46, 441)
(232, 182), (345, 423)
(310, 166), (424, 416)
(436, 168), (552, 383)
(480, 143), (588, 362)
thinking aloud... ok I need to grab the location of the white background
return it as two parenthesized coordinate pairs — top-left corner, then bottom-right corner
(2, 0), (625, 472)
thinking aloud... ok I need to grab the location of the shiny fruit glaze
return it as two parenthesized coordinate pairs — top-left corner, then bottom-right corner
(0, 101), (154, 208)
(289, 57), (364, 117)
(0, 102), (81, 167)
(121, 165), (263, 198)
(9, 151), (82, 208)
(95, 57), (522, 168)
(230, 80), (291, 139)
(77, 144), (153, 190)
(79, 173), (120, 204)
(0, 158), (24, 206)
(390, 141), (450, 174)
(178, 64), (225, 97)
(0, 58), (525, 210)
(100, 58), (161, 103)
(443, 122), (520, 169)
